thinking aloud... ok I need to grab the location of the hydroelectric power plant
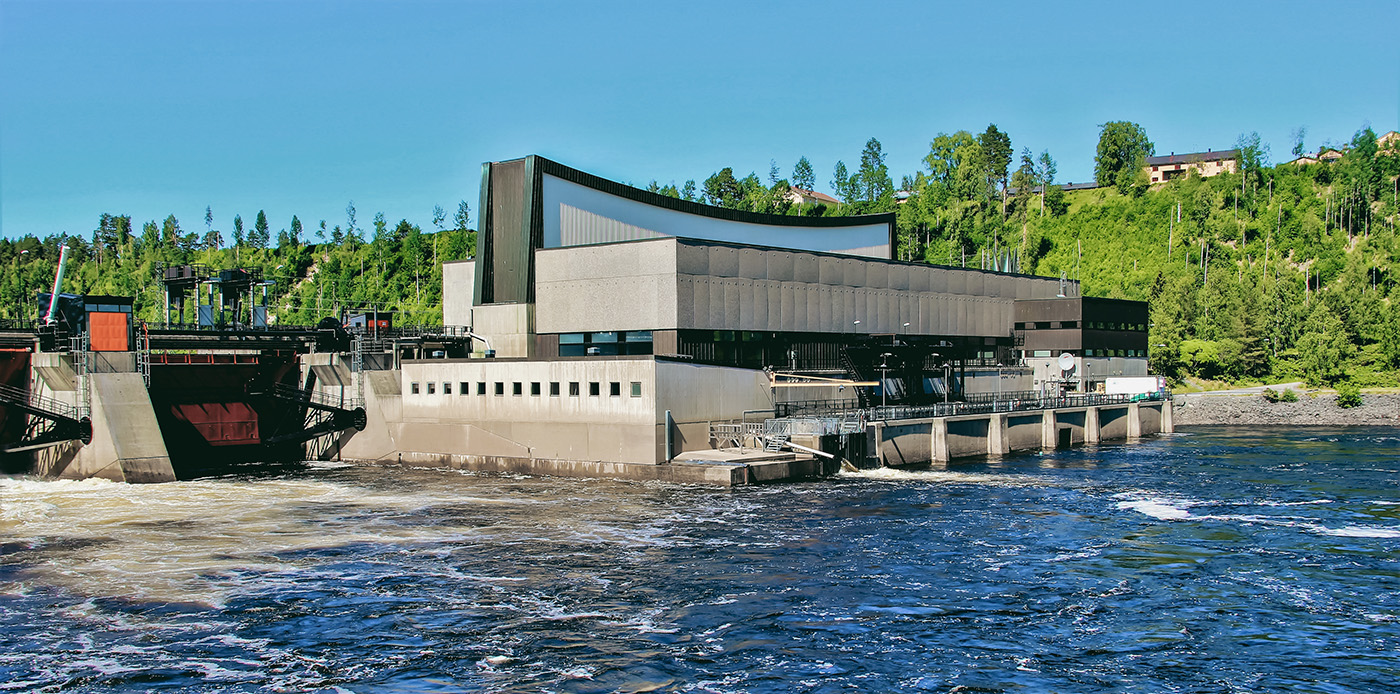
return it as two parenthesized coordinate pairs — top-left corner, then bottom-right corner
(0, 156), (1170, 484)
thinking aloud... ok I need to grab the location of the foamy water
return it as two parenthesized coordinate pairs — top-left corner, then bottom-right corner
(3, 426), (1400, 692)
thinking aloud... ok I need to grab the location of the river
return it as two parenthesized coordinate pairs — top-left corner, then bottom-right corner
(3, 426), (1399, 692)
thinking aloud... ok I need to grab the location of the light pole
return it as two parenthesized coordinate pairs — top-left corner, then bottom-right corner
(878, 352), (893, 410)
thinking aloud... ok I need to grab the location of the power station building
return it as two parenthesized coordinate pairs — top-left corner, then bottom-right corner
(328, 156), (1148, 473)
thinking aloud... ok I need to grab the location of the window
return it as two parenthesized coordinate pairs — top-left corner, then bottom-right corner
(513, 382), (523, 396)
(569, 381), (580, 397)
(427, 382), (435, 395)
(411, 382), (420, 394)
(477, 382), (487, 395)
(589, 382), (600, 397)
(630, 381), (642, 397)
(610, 382), (621, 397)
(531, 382), (541, 396)
(459, 382), (468, 395)
(495, 382), (504, 396)
(442, 382), (451, 395)
(550, 382), (560, 396)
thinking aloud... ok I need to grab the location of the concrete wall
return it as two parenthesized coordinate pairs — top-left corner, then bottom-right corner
(1005, 412), (1043, 450)
(442, 260), (475, 328)
(471, 303), (534, 357)
(530, 237), (1066, 339)
(395, 357), (660, 463)
(654, 360), (772, 458)
(534, 240), (679, 334)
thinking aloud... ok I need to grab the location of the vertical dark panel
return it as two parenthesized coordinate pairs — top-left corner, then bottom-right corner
(489, 159), (526, 303)
(474, 163), (494, 305)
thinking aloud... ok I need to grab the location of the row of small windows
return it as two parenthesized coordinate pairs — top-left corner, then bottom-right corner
(1084, 349), (1147, 357)
(1027, 349), (1148, 358)
(1015, 321), (1146, 331)
(410, 380), (643, 398)
(559, 331), (653, 357)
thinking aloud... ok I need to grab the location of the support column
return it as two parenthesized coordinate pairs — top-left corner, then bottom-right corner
(1041, 409), (1057, 449)
(988, 413), (1009, 455)
(865, 422), (884, 468)
(1127, 402), (1142, 438)
(932, 418), (949, 464)
(1085, 406), (1100, 443)
(1161, 400), (1174, 433)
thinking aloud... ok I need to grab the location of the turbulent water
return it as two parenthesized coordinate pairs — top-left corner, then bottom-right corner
(3, 427), (1399, 693)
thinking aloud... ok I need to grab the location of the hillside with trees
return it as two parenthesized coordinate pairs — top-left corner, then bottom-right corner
(3, 123), (1397, 389)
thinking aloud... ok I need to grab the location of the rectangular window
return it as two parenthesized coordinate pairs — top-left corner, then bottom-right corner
(426, 382), (435, 395)
(494, 382), (504, 396)
(630, 381), (642, 398)
(459, 382), (468, 395)
(513, 382), (523, 396)
(410, 382), (420, 394)
(550, 382), (560, 396)
(531, 382), (541, 396)
(569, 381), (580, 397)
(589, 382), (600, 397)
(442, 382), (451, 395)
(477, 382), (487, 395)
(610, 382), (621, 397)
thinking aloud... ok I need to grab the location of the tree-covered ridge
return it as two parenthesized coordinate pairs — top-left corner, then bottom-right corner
(644, 124), (1399, 387)
(3, 124), (1397, 388)
(0, 201), (475, 327)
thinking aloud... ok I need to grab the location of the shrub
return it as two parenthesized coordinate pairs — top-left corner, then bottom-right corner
(1261, 388), (1279, 403)
(1336, 384), (1362, 409)
(1279, 389), (1299, 403)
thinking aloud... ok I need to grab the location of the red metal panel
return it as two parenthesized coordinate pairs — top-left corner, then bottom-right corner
(170, 402), (261, 446)
(89, 312), (130, 351)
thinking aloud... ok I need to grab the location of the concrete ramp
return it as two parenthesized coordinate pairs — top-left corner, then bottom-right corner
(66, 372), (175, 483)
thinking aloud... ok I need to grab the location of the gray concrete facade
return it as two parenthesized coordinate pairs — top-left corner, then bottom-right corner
(532, 237), (1069, 338)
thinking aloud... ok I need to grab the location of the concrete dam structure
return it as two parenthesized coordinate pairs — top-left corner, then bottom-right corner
(0, 156), (1172, 484)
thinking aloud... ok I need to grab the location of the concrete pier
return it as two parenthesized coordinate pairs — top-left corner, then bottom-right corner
(874, 401), (1172, 468)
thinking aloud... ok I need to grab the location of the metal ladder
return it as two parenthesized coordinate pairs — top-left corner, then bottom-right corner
(70, 333), (91, 420)
(135, 322), (151, 387)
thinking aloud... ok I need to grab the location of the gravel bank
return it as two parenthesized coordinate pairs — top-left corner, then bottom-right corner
(1173, 392), (1400, 426)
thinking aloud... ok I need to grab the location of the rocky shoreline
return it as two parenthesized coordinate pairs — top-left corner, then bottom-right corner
(1173, 392), (1400, 426)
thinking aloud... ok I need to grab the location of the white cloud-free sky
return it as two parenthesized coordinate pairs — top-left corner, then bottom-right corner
(2, 0), (1397, 240)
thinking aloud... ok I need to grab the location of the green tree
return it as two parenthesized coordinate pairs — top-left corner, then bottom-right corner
(703, 167), (743, 208)
(852, 137), (894, 210)
(830, 161), (852, 204)
(792, 156), (815, 191)
(232, 214), (245, 247)
(454, 200), (471, 231)
(253, 210), (270, 248)
(432, 205), (447, 231)
(977, 124), (1013, 197)
(1296, 301), (1348, 386)
(1291, 126), (1307, 158)
(290, 215), (303, 245)
(1037, 150), (1057, 216)
(1095, 121), (1154, 194)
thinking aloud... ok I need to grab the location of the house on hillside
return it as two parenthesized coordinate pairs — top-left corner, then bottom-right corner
(1379, 131), (1400, 153)
(1143, 149), (1239, 183)
(785, 187), (841, 208)
(1317, 147), (1344, 163)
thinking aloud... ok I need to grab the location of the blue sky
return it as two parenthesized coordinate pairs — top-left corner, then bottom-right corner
(2, 0), (1397, 241)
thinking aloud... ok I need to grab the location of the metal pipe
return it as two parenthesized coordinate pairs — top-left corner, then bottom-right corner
(43, 245), (69, 325)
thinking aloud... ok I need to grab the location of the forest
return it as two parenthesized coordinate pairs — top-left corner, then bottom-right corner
(2, 123), (1397, 389)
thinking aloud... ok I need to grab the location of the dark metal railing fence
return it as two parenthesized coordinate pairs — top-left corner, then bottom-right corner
(776, 391), (1166, 421)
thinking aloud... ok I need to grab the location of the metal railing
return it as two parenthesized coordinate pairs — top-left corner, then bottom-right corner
(777, 391), (1166, 422)
(0, 384), (79, 420)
